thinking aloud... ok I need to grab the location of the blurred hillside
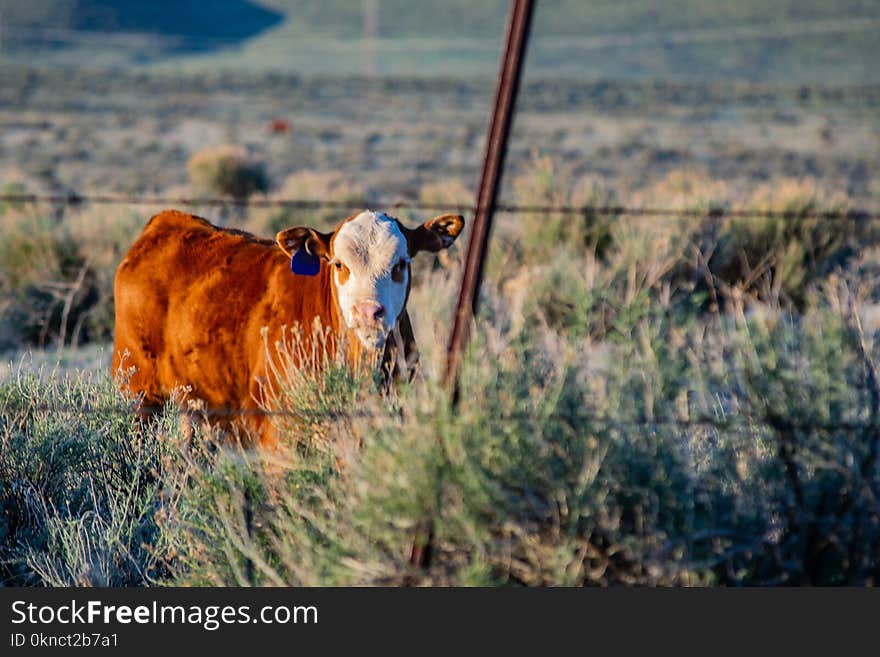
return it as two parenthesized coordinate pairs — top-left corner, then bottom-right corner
(1, 0), (878, 82)
(0, 0), (282, 41)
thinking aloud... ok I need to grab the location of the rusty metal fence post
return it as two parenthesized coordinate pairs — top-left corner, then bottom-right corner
(409, 0), (535, 569)
(442, 0), (535, 392)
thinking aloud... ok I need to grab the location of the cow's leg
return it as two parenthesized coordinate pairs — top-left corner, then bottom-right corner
(397, 308), (420, 380)
(381, 309), (420, 387)
(136, 401), (164, 425)
(112, 346), (169, 427)
(257, 417), (280, 451)
(245, 376), (280, 450)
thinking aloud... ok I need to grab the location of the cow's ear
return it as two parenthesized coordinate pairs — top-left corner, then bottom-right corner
(276, 227), (332, 260)
(406, 214), (465, 255)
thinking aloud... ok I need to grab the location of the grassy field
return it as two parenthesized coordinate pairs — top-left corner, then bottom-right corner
(3, 157), (880, 585)
(2, 69), (878, 205)
(2, 3), (880, 586)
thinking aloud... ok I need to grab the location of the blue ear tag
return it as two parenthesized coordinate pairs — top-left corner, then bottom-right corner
(290, 249), (320, 276)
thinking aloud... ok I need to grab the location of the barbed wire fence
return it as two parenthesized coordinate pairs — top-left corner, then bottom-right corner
(2, 186), (878, 430)
(2, 192), (878, 223)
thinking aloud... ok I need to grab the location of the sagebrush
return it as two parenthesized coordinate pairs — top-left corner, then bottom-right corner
(2, 167), (879, 586)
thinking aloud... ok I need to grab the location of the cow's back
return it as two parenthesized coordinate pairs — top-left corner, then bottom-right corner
(112, 210), (333, 424)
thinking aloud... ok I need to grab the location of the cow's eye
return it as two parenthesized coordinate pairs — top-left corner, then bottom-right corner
(391, 258), (407, 283)
(331, 260), (350, 283)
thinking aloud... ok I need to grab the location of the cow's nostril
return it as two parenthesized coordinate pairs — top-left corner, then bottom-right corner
(354, 302), (385, 323)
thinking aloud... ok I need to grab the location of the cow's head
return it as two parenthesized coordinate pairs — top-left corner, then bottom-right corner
(277, 211), (464, 350)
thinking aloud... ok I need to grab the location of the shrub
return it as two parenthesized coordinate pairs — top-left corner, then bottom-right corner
(0, 364), (187, 585)
(66, 206), (149, 342)
(704, 178), (862, 307)
(0, 201), (145, 350)
(509, 156), (616, 264)
(187, 145), (269, 200)
(0, 205), (96, 350)
(2, 166), (879, 588)
(160, 277), (880, 586)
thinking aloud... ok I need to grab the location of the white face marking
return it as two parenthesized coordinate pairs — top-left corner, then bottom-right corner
(332, 211), (410, 350)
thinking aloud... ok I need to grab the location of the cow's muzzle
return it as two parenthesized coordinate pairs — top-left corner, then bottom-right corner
(350, 301), (391, 350)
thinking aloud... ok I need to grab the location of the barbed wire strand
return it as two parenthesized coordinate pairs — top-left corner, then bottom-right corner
(1, 192), (878, 222)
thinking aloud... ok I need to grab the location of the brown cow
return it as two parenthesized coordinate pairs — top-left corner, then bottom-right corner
(112, 209), (464, 445)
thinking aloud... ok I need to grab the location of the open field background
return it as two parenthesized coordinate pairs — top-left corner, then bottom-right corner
(2, 1), (880, 586)
(2, 0), (879, 82)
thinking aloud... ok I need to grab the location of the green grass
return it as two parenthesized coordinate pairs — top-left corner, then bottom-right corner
(0, 364), (186, 585)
